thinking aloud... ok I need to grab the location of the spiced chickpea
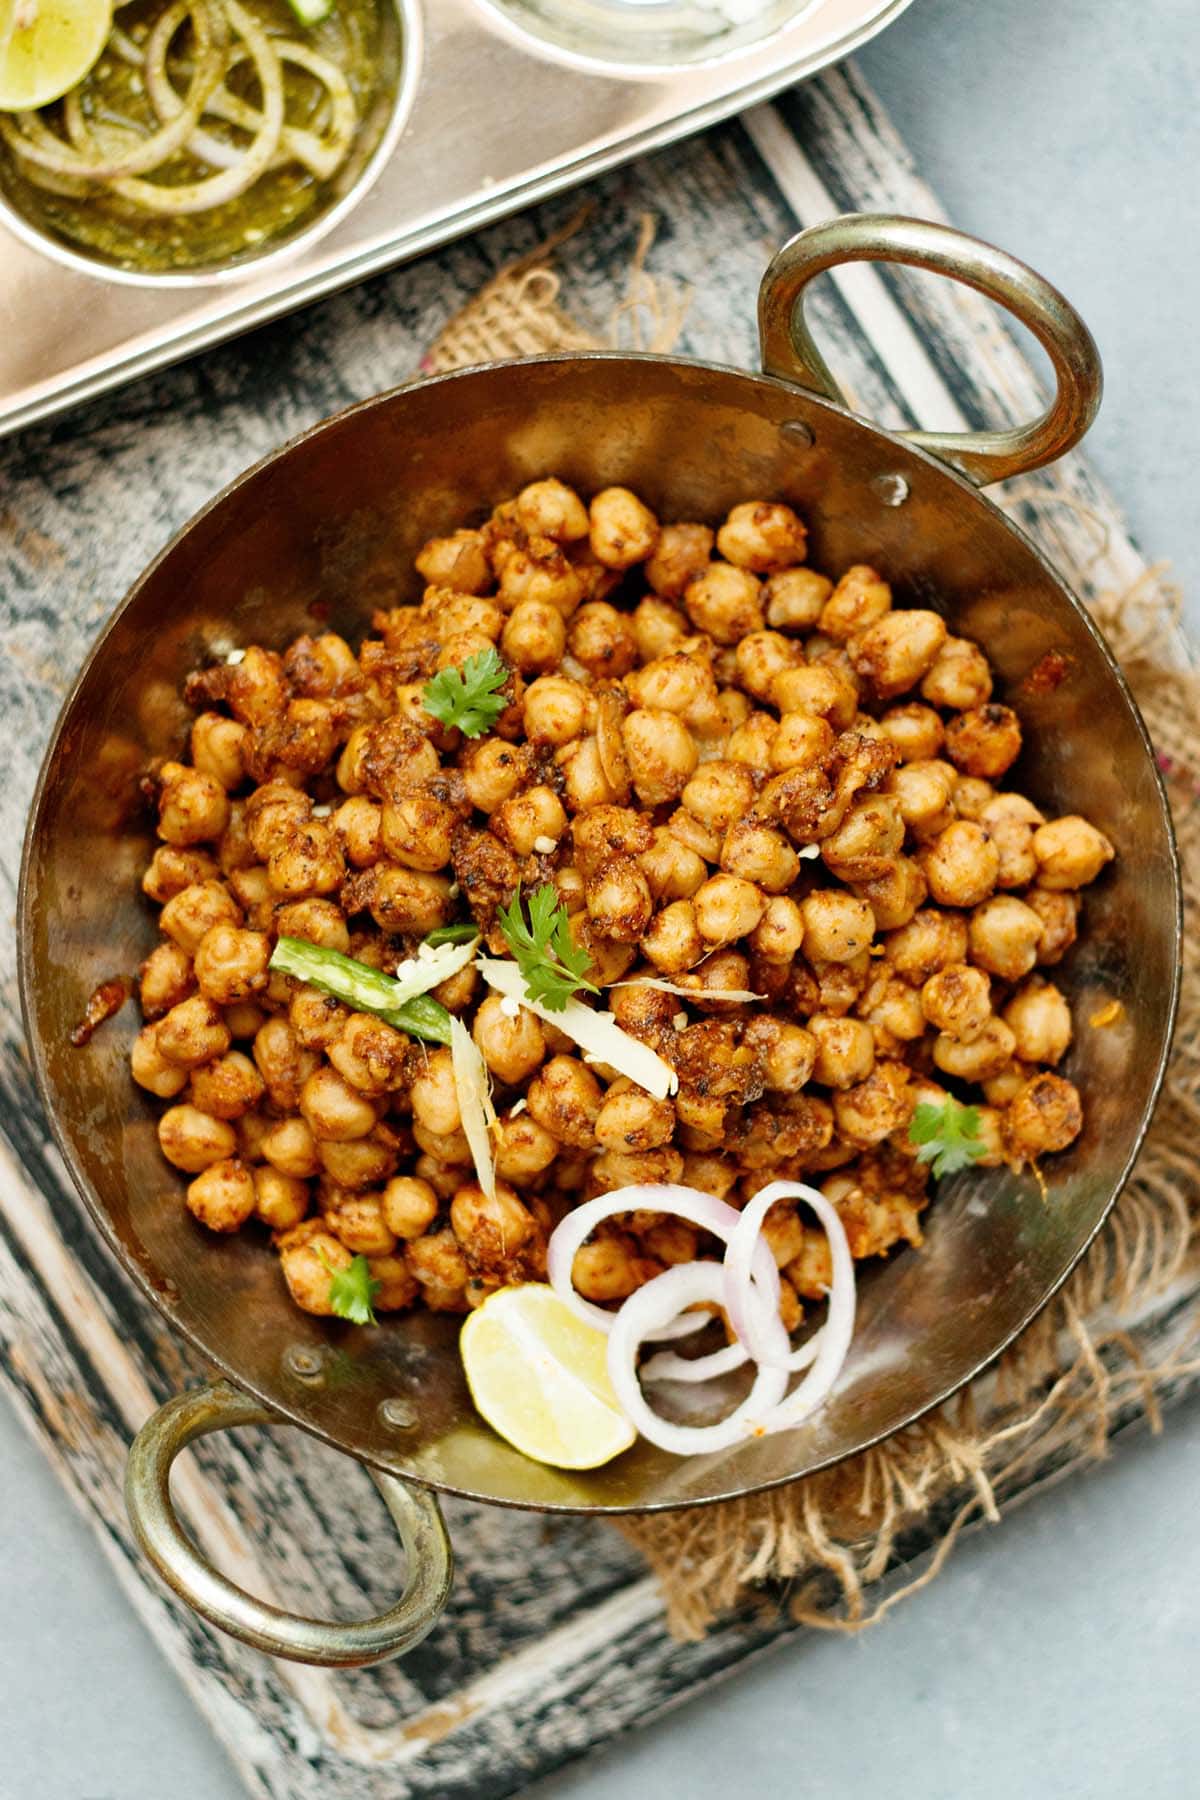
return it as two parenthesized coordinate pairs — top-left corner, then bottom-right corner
(919, 635), (993, 710)
(523, 675), (590, 746)
(409, 1048), (463, 1138)
(461, 738), (525, 813)
(594, 1081), (676, 1152)
(526, 1055), (604, 1148)
(921, 964), (992, 1040)
(380, 792), (457, 871)
(279, 1224), (352, 1315)
(493, 785), (568, 859)
(493, 1111), (560, 1185)
(770, 711), (836, 774)
(982, 1061), (1029, 1107)
(968, 895), (1044, 982)
(879, 703), (945, 763)
(260, 1116), (322, 1179)
(565, 602), (637, 679)
(834, 1062), (912, 1149)
(189, 1052), (265, 1120)
(190, 713), (248, 791)
(684, 562), (764, 644)
(749, 894), (806, 963)
(406, 1229), (470, 1300)
(159, 880), (241, 954)
(367, 867), (453, 936)
(887, 760), (956, 839)
(321, 1129), (403, 1190)
(300, 1067), (377, 1142)
(857, 974), (926, 1047)
(140, 940), (195, 1017)
(763, 567), (832, 632)
(921, 820), (1000, 908)
(639, 899), (702, 974)
(193, 923), (270, 1005)
(589, 487), (659, 568)
(157, 761), (229, 846)
(501, 598), (567, 674)
(809, 1014), (876, 1090)
(856, 857), (932, 933)
(640, 826), (707, 902)
(381, 1176), (439, 1241)
(158, 1104), (237, 1173)
(801, 891), (875, 964)
(516, 478), (589, 543)
(625, 653), (723, 734)
(821, 796), (905, 883)
(819, 566), (892, 641)
(694, 873), (767, 944)
(186, 1158), (256, 1232)
(324, 1191), (398, 1258)
(267, 819), (342, 899)
(727, 710), (780, 772)
(642, 522), (713, 599)
(472, 994), (547, 1086)
(885, 908), (970, 983)
(1005, 1072), (1083, 1161)
(716, 501), (807, 573)
(628, 601), (689, 673)
(415, 527), (492, 592)
(327, 1014), (411, 1096)
(933, 1016), (1018, 1082)
(142, 844), (218, 904)
(771, 663), (858, 731)
(944, 704), (1023, 780)
(850, 610), (947, 700)
(131, 1025), (190, 1098)
(952, 776), (996, 821)
(586, 858), (654, 943)
(451, 1180), (535, 1272)
(156, 993), (231, 1068)
(1032, 816), (1115, 890)
(571, 1236), (649, 1303)
(254, 1166), (310, 1231)
(622, 708), (699, 806)
(735, 630), (803, 703)
(1027, 887), (1080, 965)
(721, 820), (800, 894)
(1003, 978), (1073, 1065)
(755, 1019), (817, 1093)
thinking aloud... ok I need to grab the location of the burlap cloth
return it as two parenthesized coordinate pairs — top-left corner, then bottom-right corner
(423, 227), (1200, 1641)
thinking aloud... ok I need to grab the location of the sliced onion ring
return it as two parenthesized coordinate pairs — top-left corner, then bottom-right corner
(546, 1183), (778, 1342)
(606, 1263), (790, 1458)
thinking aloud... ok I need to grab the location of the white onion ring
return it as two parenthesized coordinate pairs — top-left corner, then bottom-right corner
(546, 1183), (779, 1342)
(606, 1264), (791, 1458)
(546, 1178), (857, 1458)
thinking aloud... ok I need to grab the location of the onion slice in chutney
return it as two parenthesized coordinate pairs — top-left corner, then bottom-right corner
(544, 1179), (857, 1458)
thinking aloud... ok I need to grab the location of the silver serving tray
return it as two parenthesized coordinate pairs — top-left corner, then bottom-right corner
(0, 0), (911, 440)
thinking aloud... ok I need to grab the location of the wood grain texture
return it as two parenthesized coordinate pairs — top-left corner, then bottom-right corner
(0, 62), (1194, 1800)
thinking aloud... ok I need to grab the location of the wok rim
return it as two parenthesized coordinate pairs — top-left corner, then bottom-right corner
(16, 349), (1185, 1513)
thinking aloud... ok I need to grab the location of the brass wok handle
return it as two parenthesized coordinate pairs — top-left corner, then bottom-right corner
(125, 1379), (452, 1667)
(758, 213), (1102, 486)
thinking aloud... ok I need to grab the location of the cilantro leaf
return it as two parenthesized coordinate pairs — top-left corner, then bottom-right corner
(496, 884), (599, 1012)
(325, 1253), (381, 1326)
(422, 647), (509, 737)
(908, 1096), (987, 1179)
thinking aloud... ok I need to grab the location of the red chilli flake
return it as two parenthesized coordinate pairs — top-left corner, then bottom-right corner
(70, 977), (131, 1047)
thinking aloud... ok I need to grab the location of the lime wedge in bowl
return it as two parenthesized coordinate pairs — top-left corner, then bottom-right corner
(0, 0), (113, 113)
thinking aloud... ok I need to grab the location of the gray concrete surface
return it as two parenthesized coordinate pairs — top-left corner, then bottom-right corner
(3, 0), (1198, 1795)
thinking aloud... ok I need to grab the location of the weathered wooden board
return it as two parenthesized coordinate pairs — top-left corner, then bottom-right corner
(0, 62), (1194, 1800)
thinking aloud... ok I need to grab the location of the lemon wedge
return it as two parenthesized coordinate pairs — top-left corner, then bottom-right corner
(0, 0), (113, 114)
(461, 1284), (636, 1470)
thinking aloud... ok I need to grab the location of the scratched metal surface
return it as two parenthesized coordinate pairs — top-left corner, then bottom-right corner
(1, 65), (1196, 1800)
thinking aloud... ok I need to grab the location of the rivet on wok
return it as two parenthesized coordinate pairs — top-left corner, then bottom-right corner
(872, 473), (910, 507)
(378, 1398), (418, 1431)
(779, 419), (814, 449)
(283, 1345), (329, 1384)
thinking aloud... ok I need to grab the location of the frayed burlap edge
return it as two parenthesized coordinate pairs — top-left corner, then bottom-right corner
(421, 223), (1200, 1641)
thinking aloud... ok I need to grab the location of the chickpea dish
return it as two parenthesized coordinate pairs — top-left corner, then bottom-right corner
(131, 479), (1114, 1336)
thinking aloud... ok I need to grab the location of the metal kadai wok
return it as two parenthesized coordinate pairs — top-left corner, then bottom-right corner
(19, 215), (1181, 1666)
